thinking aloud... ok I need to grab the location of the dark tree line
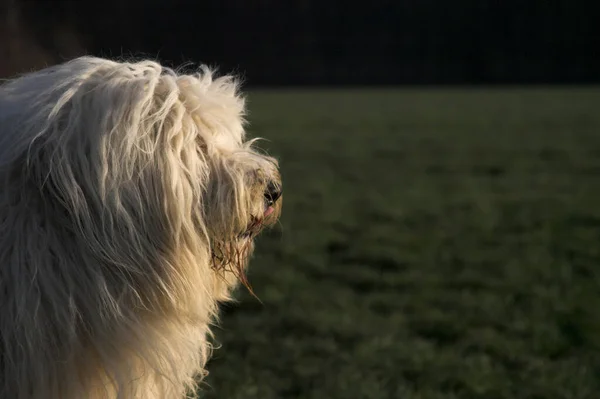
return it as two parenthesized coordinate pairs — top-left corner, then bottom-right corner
(2, 0), (598, 85)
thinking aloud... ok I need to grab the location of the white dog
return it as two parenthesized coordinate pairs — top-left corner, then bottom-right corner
(0, 57), (282, 398)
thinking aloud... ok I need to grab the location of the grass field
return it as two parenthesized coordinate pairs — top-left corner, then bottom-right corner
(199, 88), (600, 399)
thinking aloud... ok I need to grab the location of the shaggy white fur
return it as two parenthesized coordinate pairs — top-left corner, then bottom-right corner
(0, 57), (282, 398)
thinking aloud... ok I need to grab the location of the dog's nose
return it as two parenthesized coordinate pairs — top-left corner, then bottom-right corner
(264, 181), (282, 206)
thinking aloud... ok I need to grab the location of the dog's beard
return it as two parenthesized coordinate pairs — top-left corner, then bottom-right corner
(238, 202), (277, 239)
(210, 194), (281, 292)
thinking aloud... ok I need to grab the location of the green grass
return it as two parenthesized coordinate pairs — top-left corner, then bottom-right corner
(199, 87), (600, 399)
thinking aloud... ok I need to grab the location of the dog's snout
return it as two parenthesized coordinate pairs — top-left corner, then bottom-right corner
(264, 181), (282, 206)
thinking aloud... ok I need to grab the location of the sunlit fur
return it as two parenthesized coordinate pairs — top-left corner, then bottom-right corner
(0, 57), (282, 398)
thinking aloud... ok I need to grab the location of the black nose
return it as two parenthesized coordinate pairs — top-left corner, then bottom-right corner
(264, 181), (282, 206)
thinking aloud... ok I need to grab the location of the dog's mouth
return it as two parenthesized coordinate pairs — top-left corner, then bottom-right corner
(263, 205), (275, 218)
(238, 205), (276, 240)
(238, 182), (281, 240)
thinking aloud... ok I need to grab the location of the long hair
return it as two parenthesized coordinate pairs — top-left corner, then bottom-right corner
(0, 57), (280, 398)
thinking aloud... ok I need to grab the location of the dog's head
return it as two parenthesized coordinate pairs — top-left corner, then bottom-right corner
(0, 57), (281, 307)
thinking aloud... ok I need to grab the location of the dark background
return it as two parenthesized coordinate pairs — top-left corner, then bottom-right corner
(1, 0), (599, 85)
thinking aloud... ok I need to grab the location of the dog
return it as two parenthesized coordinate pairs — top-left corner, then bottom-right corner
(0, 56), (282, 398)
